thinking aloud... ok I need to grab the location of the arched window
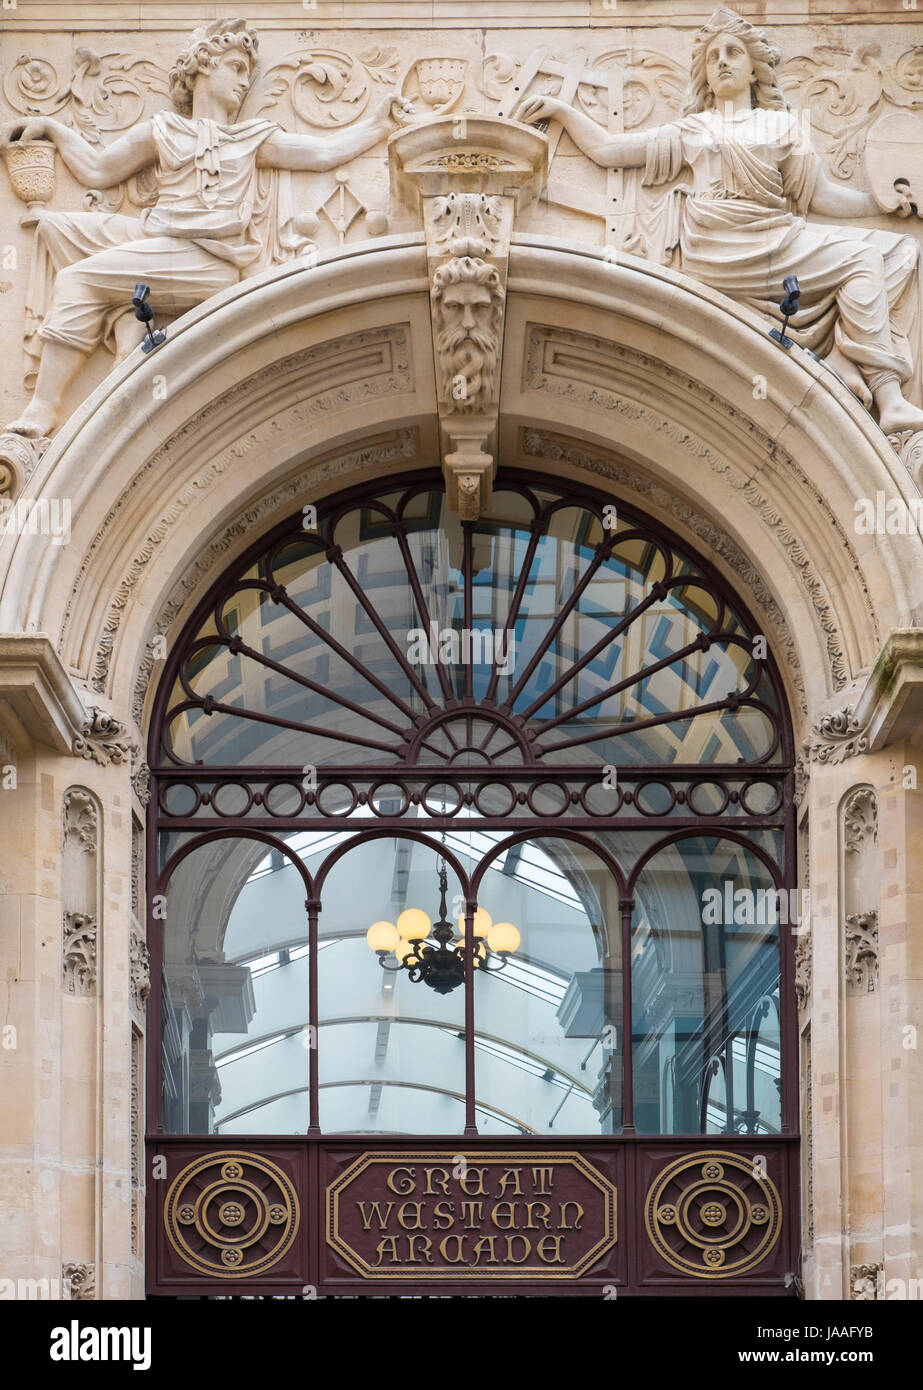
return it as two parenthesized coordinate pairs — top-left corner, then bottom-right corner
(149, 471), (795, 1141)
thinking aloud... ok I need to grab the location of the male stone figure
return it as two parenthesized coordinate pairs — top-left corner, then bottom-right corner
(1, 19), (412, 438)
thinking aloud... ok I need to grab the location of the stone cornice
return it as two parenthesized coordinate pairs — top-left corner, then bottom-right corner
(856, 630), (923, 751)
(0, 635), (87, 753)
(5, 4), (917, 30)
(805, 631), (923, 760)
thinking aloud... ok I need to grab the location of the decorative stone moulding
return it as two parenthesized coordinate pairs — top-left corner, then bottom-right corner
(390, 117), (548, 519)
(0, 433), (50, 499)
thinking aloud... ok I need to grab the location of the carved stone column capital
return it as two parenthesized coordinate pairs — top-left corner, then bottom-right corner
(390, 117), (547, 518)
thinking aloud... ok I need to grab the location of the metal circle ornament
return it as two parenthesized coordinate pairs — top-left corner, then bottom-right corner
(164, 1151), (300, 1279)
(644, 1150), (782, 1279)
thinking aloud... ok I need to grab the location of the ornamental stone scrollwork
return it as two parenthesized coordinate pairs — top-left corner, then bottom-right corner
(842, 785), (880, 995)
(644, 1151), (783, 1278)
(62, 1262), (96, 1300)
(250, 47), (400, 127)
(845, 911), (879, 995)
(131, 759), (151, 808)
(806, 708), (870, 764)
(72, 706), (136, 767)
(3, 51), (169, 145)
(62, 911), (97, 995)
(0, 432), (49, 500)
(62, 787), (98, 854)
(390, 116), (547, 517)
(2, 20), (414, 440)
(163, 1152), (300, 1278)
(843, 786), (878, 854)
(850, 1262), (884, 1299)
(130, 929), (151, 1015)
(794, 932), (812, 1015)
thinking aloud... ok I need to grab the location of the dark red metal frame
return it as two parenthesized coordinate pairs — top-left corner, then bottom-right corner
(144, 467), (799, 1295)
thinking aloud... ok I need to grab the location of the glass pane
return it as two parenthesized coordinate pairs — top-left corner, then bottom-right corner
(470, 834), (624, 1135)
(631, 835), (782, 1136)
(318, 836), (467, 1135)
(161, 837), (310, 1134)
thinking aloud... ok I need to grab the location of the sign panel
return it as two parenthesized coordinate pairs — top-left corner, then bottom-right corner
(326, 1149), (617, 1279)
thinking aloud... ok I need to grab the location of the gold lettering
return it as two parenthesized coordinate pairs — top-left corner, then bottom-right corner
(423, 1167), (451, 1195)
(397, 1201), (425, 1230)
(357, 1201), (394, 1231)
(497, 1167), (523, 1196)
(504, 1234), (531, 1264)
(433, 1201), (455, 1230)
(536, 1234), (565, 1264)
(558, 1201), (584, 1230)
(490, 1201), (520, 1230)
(374, 1236), (400, 1265)
(471, 1235), (498, 1265)
(459, 1200), (483, 1228)
(458, 1166), (488, 1195)
(524, 1202), (551, 1229)
(531, 1166), (555, 1194)
(439, 1233), (467, 1264)
(405, 1235), (434, 1263)
(386, 1166), (416, 1195)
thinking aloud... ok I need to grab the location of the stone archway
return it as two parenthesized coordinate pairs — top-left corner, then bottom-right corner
(1, 231), (923, 1299)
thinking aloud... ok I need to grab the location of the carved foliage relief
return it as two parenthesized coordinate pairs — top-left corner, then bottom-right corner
(62, 788), (100, 996)
(842, 787), (880, 995)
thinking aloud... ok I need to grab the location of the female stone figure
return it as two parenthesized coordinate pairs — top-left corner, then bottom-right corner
(0, 19), (412, 438)
(517, 7), (923, 434)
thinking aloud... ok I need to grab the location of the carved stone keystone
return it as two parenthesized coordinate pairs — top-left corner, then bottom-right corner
(389, 117), (548, 518)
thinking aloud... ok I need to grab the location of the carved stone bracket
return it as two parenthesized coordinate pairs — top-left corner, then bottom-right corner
(72, 706), (137, 767)
(390, 117), (547, 517)
(805, 707), (869, 764)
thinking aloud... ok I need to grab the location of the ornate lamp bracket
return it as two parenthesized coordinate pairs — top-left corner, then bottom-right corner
(389, 118), (548, 519)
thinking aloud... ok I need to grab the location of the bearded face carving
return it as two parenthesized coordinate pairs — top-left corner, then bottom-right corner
(431, 256), (504, 414)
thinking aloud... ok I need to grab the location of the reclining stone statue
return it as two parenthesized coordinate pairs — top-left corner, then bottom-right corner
(517, 6), (923, 436)
(0, 18), (412, 439)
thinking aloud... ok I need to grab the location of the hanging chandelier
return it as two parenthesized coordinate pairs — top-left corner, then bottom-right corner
(365, 860), (520, 996)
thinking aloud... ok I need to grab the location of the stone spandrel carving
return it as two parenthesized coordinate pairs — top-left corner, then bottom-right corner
(516, 8), (923, 436)
(0, 19), (414, 440)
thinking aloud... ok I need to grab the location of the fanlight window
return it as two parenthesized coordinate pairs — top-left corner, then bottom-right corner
(150, 472), (795, 1141)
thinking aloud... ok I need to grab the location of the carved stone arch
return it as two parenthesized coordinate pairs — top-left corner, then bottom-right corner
(0, 237), (919, 751)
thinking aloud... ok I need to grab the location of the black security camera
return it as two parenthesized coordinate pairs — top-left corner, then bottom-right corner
(769, 275), (801, 350)
(131, 282), (167, 353)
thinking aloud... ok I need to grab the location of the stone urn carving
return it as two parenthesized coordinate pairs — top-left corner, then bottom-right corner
(1, 138), (56, 224)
